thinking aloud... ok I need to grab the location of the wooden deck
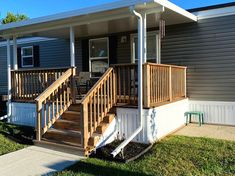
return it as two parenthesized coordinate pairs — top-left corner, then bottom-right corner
(10, 63), (187, 155)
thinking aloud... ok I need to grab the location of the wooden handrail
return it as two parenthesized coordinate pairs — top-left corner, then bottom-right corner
(80, 67), (116, 149)
(11, 67), (70, 72)
(35, 67), (76, 141)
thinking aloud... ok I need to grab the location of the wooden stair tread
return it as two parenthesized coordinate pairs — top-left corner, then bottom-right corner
(41, 138), (82, 148)
(46, 128), (81, 136)
(34, 139), (85, 156)
(64, 111), (80, 115)
(54, 119), (81, 131)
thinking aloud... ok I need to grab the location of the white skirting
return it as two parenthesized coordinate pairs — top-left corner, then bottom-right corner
(189, 100), (235, 126)
(116, 99), (188, 143)
(10, 102), (36, 127)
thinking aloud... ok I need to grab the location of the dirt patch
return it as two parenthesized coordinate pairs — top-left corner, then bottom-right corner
(90, 140), (152, 163)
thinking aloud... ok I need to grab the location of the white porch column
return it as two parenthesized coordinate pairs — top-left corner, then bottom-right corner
(6, 38), (12, 117)
(70, 26), (75, 67)
(13, 36), (18, 70)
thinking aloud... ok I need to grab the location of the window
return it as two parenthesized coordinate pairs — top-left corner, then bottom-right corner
(131, 31), (160, 63)
(89, 38), (109, 77)
(21, 46), (34, 67)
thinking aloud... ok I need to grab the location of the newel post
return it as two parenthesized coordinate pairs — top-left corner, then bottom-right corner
(71, 67), (76, 104)
(184, 68), (187, 98)
(143, 64), (150, 108)
(169, 66), (172, 102)
(36, 101), (42, 141)
(81, 102), (88, 149)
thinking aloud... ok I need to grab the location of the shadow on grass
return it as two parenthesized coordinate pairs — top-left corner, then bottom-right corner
(63, 160), (151, 176)
(0, 122), (35, 145)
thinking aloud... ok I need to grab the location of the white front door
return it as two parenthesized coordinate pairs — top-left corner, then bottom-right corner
(131, 31), (161, 64)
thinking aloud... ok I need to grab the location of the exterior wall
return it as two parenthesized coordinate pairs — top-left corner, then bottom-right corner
(0, 38), (71, 95)
(189, 100), (235, 126)
(161, 14), (235, 102)
(116, 99), (188, 143)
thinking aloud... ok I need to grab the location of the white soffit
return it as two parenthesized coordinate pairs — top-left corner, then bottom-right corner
(0, 0), (197, 38)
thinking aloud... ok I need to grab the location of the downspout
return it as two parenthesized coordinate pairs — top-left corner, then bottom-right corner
(6, 38), (12, 120)
(111, 7), (144, 158)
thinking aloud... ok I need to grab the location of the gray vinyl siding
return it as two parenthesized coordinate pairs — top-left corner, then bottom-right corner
(0, 46), (8, 95)
(0, 39), (72, 95)
(161, 14), (235, 101)
(116, 34), (132, 64)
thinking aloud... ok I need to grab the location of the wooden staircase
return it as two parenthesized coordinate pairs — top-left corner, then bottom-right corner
(35, 67), (117, 156)
(36, 103), (116, 156)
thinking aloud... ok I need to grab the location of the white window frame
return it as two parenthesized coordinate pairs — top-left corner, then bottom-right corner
(130, 31), (161, 64)
(89, 37), (109, 77)
(21, 46), (34, 68)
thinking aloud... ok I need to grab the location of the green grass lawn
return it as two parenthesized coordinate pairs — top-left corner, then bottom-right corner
(56, 136), (235, 176)
(0, 134), (25, 156)
(0, 122), (32, 156)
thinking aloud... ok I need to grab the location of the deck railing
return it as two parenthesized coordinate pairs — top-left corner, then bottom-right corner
(80, 67), (116, 149)
(113, 63), (187, 108)
(113, 64), (138, 105)
(143, 63), (187, 107)
(11, 67), (68, 101)
(35, 67), (76, 141)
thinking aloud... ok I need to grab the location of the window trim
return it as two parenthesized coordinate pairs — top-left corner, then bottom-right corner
(21, 46), (34, 68)
(130, 31), (161, 64)
(89, 37), (109, 77)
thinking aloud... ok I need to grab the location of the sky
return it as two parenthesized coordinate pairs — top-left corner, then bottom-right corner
(0, 0), (235, 19)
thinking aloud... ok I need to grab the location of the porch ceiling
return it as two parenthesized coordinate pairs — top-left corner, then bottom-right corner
(0, 0), (197, 39)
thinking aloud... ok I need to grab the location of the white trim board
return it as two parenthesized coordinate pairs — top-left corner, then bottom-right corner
(193, 5), (235, 20)
(0, 37), (57, 48)
(189, 100), (235, 126)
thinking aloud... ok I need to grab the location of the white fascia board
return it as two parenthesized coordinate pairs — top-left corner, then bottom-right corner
(0, 37), (57, 47)
(0, 0), (154, 33)
(193, 6), (235, 20)
(154, 0), (197, 21)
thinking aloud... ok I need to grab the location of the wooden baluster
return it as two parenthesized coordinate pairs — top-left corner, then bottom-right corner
(94, 91), (97, 130)
(118, 67), (121, 103)
(97, 87), (100, 124)
(89, 96), (93, 134)
(47, 95), (51, 127)
(44, 100), (47, 129)
(52, 91), (55, 123)
(169, 67), (172, 102)
(60, 85), (63, 113)
(56, 88), (59, 118)
(101, 84), (103, 117)
(104, 79), (107, 114)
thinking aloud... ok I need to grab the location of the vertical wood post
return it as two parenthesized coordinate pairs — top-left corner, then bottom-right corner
(143, 64), (150, 108)
(184, 68), (187, 98)
(169, 66), (172, 102)
(36, 102), (42, 141)
(81, 103), (88, 149)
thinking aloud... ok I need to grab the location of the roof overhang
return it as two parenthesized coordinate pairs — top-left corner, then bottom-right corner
(0, 0), (197, 39)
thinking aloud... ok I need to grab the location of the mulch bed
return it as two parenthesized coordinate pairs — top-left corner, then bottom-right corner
(90, 140), (152, 163)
